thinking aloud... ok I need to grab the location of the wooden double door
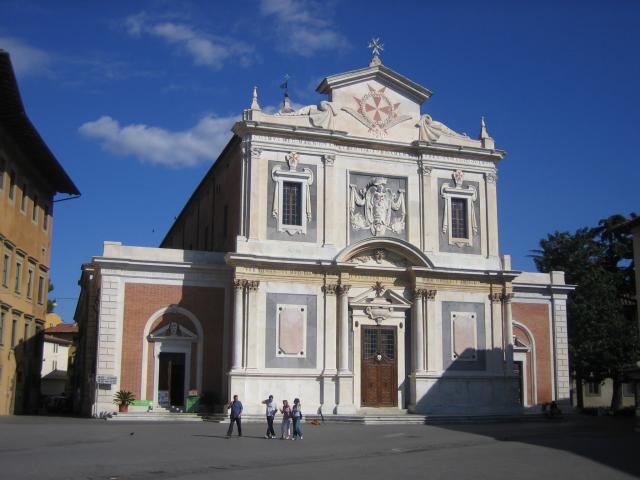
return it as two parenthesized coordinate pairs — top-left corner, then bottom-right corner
(361, 326), (397, 407)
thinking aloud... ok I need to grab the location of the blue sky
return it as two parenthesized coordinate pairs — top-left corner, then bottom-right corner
(2, 0), (639, 323)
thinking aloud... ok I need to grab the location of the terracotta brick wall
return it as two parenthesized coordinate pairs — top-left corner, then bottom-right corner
(120, 283), (225, 400)
(512, 302), (553, 404)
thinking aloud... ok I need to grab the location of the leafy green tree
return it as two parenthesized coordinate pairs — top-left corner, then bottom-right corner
(531, 214), (639, 411)
(47, 280), (56, 314)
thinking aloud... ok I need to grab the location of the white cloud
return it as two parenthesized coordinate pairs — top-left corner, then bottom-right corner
(259, 0), (348, 57)
(124, 12), (253, 69)
(0, 37), (51, 76)
(79, 115), (238, 168)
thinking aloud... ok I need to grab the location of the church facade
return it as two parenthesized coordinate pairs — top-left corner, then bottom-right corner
(75, 54), (572, 417)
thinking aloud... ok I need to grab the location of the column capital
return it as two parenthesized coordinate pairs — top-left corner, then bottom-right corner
(250, 147), (262, 160)
(322, 154), (335, 166)
(417, 160), (432, 176)
(485, 171), (498, 183)
(322, 284), (339, 295)
(244, 280), (260, 291)
(414, 288), (436, 300)
(489, 292), (502, 303)
(501, 292), (514, 303)
(337, 284), (351, 295)
(425, 289), (437, 301)
(233, 279), (244, 290)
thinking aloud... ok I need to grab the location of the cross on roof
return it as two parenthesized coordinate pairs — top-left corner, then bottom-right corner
(368, 38), (384, 57)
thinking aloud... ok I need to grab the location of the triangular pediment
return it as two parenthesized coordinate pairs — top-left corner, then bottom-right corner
(148, 321), (197, 342)
(351, 285), (411, 309)
(316, 64), (432, 105)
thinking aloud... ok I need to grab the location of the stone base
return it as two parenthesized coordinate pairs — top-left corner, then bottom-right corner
(411, 374), (523, 415)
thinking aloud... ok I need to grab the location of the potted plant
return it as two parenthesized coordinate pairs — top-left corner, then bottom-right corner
(113, 390), (135, 413)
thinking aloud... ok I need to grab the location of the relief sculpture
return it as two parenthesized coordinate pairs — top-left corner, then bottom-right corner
(349, 177), (406, 236)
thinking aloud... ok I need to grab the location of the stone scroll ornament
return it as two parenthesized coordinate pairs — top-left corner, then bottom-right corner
(349, 177), (406, 236)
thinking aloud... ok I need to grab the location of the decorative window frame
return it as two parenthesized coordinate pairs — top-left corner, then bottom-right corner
(450, 311), (477, 362)
(440, 170), (478, 247)
(275, 303), (307, 358)
(271, 152), (313, 236)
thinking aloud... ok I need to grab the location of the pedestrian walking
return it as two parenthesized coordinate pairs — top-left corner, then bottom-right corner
(292, 398), (303, 440)
(225, 395), (243, 438)
(279, 399), (292, 439)
(262, 394), (277, 439)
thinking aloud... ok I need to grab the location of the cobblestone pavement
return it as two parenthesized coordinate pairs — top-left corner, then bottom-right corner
(0, 415), (638, 479)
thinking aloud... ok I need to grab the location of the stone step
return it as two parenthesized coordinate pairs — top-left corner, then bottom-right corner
(108, 412), (203, 422)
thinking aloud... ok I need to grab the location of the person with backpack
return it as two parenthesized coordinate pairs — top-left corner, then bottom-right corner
(279, 399), (292, 439)
(292, 398), (303, 440)
(261, 394), (277, 439)
(225, 394), (243, 438)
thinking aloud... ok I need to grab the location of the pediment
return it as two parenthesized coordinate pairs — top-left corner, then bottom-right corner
(351, 285), (411, 308)
(316, 64), (432, 105)
(148, 321), (197, 342)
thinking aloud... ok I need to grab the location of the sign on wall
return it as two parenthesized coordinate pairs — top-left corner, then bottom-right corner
(96, 374), (117, 385)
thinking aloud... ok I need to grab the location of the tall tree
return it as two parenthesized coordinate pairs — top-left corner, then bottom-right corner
(531, 214), (639, 411)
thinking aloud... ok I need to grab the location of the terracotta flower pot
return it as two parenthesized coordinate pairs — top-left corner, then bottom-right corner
(118, 404), (129, 413)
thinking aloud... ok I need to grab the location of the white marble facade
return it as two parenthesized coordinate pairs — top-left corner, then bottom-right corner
(88, 55), (571, 417)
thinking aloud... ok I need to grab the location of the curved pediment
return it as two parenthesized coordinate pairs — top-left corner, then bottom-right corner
(336, 238), (433, 268)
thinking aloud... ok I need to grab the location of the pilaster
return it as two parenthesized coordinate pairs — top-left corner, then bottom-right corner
(322, 154), (336, 247)
(489, 292), (503, 373)
(231, 279), (244, 370)
(424, 289), (438, 372)
(321, 283), (338, 412)
(485, 171), (499, 257)
(502, 292), (514, 375)
(244, 280), (260, 369)
(551, 293), (570, 403)
(412, 288), (426, 373)
(418, 159), (435, 252)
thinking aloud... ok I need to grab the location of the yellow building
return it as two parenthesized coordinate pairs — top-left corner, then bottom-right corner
(0, 49), (79, 415)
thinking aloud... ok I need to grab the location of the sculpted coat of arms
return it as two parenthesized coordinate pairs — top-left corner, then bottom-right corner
(349, 177), (406, 236)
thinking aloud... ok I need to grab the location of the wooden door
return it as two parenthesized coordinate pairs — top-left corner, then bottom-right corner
(514, 361), (524, 405)
(361, 326), (397, 407)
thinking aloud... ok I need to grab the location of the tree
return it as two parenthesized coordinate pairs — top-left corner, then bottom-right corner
(47, 280), (56, 314)
(531, 214), (639, 411)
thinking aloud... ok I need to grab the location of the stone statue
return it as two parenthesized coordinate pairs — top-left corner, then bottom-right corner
(418, 114), (468, 143)
(349, 177), (406, 236)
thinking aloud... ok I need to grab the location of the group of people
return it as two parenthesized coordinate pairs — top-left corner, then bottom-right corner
(225, 394), (304, 440)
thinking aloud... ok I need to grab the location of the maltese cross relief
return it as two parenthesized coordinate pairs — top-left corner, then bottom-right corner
(342, 84), (411, 137)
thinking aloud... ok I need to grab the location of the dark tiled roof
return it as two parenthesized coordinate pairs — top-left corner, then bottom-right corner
(45, 323), (79, 334)
(0, 49), (80, 195)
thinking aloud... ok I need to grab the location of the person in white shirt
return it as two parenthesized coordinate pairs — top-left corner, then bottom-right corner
(261, 394), (277, 439)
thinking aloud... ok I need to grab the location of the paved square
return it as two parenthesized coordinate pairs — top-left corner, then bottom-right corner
(1, 416), (638, 479)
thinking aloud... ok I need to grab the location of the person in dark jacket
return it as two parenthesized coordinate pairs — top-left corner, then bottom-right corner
(226, 395), (243, 438)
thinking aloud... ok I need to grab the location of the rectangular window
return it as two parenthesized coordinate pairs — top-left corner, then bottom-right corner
(2, 251), (10, 287)
(623, 383), (635, 397)
(0, 309), (5, 345)
(8, 170), (16, 201)
(586, 381), (601, 396)
(223, 205), (228, 238)
(23, 321), (30, 343)
(282, 182), (302, 226)
(14, 256), (23, 294)
(20, 183), (27, 212)
(37, 275), (45, 304)
(451, 198), (468, 239)
(32, 195), (38, 223)
(11, 317), (18, 348)
(43, 204), (50, 231)
(53, 343), (58, 353)
(26, 265), (34, 299)
(53, 359), (57, 371)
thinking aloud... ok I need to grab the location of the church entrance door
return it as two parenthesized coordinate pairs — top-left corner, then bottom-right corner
(361, 326), (397, 407)
(159, 352), (186, 407)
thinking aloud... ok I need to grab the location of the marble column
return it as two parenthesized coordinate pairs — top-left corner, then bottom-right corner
(413, 289), (425, 373)
(338, 285), (351, 373)
(322, 154), (336, 247)
(244, 280), (260, 369)
(417, 161), (433, 252)
(485, 172), (499, 257)
(489, 292), (503, 373)
(322, 284), (338, 372)
(425, 290), (438, 371)
(231, 279), (244, 370)
(502, 293), (514, 374)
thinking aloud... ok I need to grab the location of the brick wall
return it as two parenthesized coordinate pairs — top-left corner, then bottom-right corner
(121, 283), (225, 401)
(512, 302), (553, 404)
